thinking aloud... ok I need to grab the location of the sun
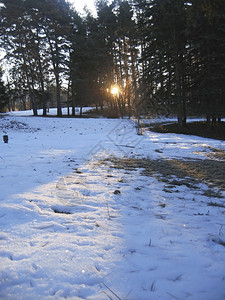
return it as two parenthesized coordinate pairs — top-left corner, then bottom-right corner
(111, 86), (119, 96)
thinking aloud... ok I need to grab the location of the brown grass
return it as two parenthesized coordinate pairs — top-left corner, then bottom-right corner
(105, 157), (225, 192)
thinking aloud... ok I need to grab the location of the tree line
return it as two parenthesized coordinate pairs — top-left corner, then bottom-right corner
(0, 0), (224, 126)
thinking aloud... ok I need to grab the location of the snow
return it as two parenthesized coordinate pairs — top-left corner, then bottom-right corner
(0, 110), (225, 299)
(5, 107), (94, 117)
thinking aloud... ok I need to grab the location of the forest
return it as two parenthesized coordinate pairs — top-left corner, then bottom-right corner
(0, 0), (225, 127)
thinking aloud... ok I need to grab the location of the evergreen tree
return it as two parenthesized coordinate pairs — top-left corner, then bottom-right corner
(35, 0), (72, 117)
(187, 0), (225, 121)
(115, 0), (138, 117)
(140, 0), (188, 124)
(70, 2), (116, 114)
(0, 0), (38, 115)
(0, 0), (73, 116)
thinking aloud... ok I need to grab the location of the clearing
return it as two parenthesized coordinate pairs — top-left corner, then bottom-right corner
(0, 111), (225, 299)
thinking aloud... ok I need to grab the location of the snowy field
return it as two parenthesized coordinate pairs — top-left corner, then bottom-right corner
(0, 109), (225, 299)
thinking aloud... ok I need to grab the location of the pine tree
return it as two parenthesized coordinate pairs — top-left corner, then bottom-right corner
(136, 0), (188, 123)
(187, 0), (225, 122)
(0, 0), (73, 116)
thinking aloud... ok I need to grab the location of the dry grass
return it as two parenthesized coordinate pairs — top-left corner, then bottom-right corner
(206, 146), (225, 160)
(104, 157), (225, 192)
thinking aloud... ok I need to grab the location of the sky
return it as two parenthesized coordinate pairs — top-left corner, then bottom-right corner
(68, 0), (97, 15)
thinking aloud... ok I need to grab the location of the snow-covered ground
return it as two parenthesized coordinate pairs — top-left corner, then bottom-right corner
(5, 107), (94, 117)
(0, 110), (225, 299)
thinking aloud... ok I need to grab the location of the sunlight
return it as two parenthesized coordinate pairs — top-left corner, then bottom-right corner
(111, 86), (119, 96)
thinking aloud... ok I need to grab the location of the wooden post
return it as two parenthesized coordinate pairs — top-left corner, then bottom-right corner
(3, 135), (8, 143)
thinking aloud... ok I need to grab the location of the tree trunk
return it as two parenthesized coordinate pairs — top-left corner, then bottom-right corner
(56, 74), (62, 117)
(67, 77), (71, 116)
(71, 79), (76, 116)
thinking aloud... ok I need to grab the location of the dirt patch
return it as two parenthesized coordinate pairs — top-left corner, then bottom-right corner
(149, 121), (225, 141)
(105, 157), (225, 192)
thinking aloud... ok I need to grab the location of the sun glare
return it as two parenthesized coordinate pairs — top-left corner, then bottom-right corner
(111, 86), (119, 96)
